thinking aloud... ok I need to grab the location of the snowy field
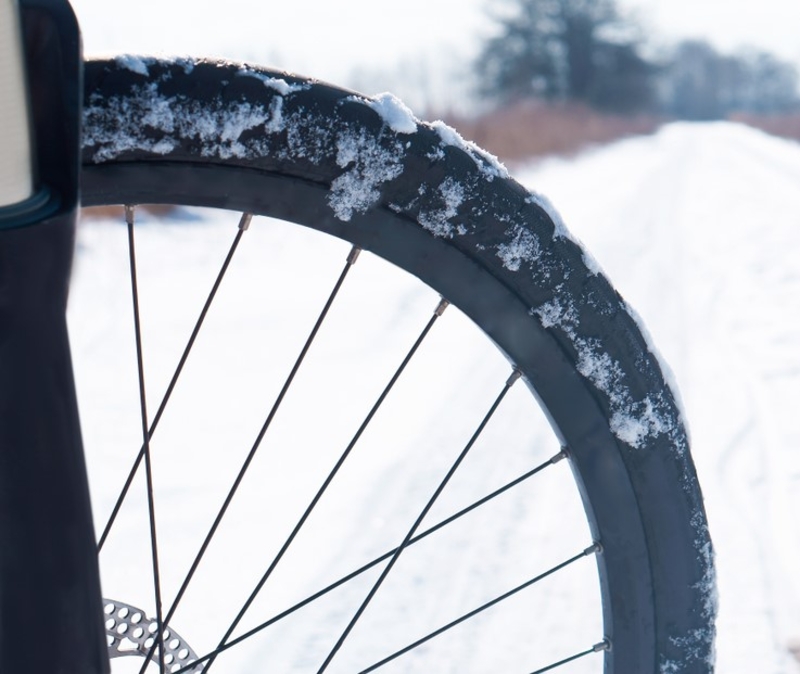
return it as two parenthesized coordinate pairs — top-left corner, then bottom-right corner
(67, 121), (800, 673)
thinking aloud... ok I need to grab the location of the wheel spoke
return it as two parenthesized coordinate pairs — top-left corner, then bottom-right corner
(316, 369), (522, 674)
(126, 205), (167, 674)
(529, 638), (611, 674)
(169, 450), (568, 672)
(98, 211), (252, 551)
(359, 544), (603, 673)
(139, 244), (362, 674)
(201, 296), (451, 673)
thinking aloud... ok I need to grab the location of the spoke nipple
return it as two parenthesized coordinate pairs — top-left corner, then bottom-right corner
(551, 447), (568, 464)
(506, 369), (522, 387)
(434, 297), (450, 316)
(347, 246), (362, 265)
(586, 541), (603, 556)
(238, 213), (253, 231)
(124, 204), (137, 225)
(593, 638), (611, 653)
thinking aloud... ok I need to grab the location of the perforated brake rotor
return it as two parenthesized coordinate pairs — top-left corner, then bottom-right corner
(104, 598), (204, 672)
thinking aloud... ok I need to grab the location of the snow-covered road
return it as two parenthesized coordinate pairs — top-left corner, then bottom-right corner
(67, 121), (799, 672)
(519, 122), (800, 673)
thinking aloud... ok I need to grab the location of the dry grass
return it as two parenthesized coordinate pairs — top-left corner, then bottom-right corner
(80, 204), (176, 220)
(729, 112), (800, 144)
(440, 100), (663, 164)
(438, 104), (800, 165)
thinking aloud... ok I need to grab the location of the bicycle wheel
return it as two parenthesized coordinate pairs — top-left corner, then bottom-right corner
(77, 57), (715, 673)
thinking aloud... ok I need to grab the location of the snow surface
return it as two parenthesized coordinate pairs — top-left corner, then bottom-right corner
(67, 121), (800, 673)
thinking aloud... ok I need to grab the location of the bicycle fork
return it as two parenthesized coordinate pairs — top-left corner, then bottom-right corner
(0, 0), (109, 671)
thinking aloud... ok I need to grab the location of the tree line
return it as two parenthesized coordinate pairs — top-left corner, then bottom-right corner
(474, 0), (800, 118)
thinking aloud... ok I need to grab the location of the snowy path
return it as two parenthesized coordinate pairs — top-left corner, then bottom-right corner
(66, 121), (799, 673)
(519, 122), (800, 673)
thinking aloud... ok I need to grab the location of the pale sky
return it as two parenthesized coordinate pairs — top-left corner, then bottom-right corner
(620, 0), (800, 62)
(71, 0), (800, 110)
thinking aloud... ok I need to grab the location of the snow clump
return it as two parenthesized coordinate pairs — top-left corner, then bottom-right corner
(115, 55), (150, 76)
(358, 93), (418, 134)
(328, 128), (405, 222)
(497, 225), (543, 271)
(525, 193), (603, 275)
(430, 120), (509, 181)
(417, 177), (466, 237)
(532, 293), (678, 450)
(236, 68), (309, 95)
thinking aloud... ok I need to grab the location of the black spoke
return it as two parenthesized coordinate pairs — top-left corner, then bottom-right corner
(169, 450), (567, 673)
(317, 369), (522, 674)
(99, 212), (252, 551)
(139, 245), (362, 674)
(359, 543), (602, 673)
(529, 638), (611, 674)
(126, 205), (167, 674)
(201, 296), (451, 674)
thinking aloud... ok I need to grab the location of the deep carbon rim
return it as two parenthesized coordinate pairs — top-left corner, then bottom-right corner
(80, 57), (716, 673)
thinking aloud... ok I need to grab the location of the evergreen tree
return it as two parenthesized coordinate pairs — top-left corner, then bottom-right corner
(475, 0), (655, 112)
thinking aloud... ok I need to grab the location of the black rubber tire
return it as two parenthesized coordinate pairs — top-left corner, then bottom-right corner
(80, 57), (715, 673)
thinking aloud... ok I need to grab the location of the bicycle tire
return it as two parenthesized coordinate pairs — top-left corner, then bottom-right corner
(79, 57), (715, 673)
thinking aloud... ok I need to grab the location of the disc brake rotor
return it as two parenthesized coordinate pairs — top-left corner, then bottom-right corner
(104, 598), (203, 672)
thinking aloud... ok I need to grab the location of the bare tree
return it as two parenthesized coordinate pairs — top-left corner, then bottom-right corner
(659, 40), (799, 119)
